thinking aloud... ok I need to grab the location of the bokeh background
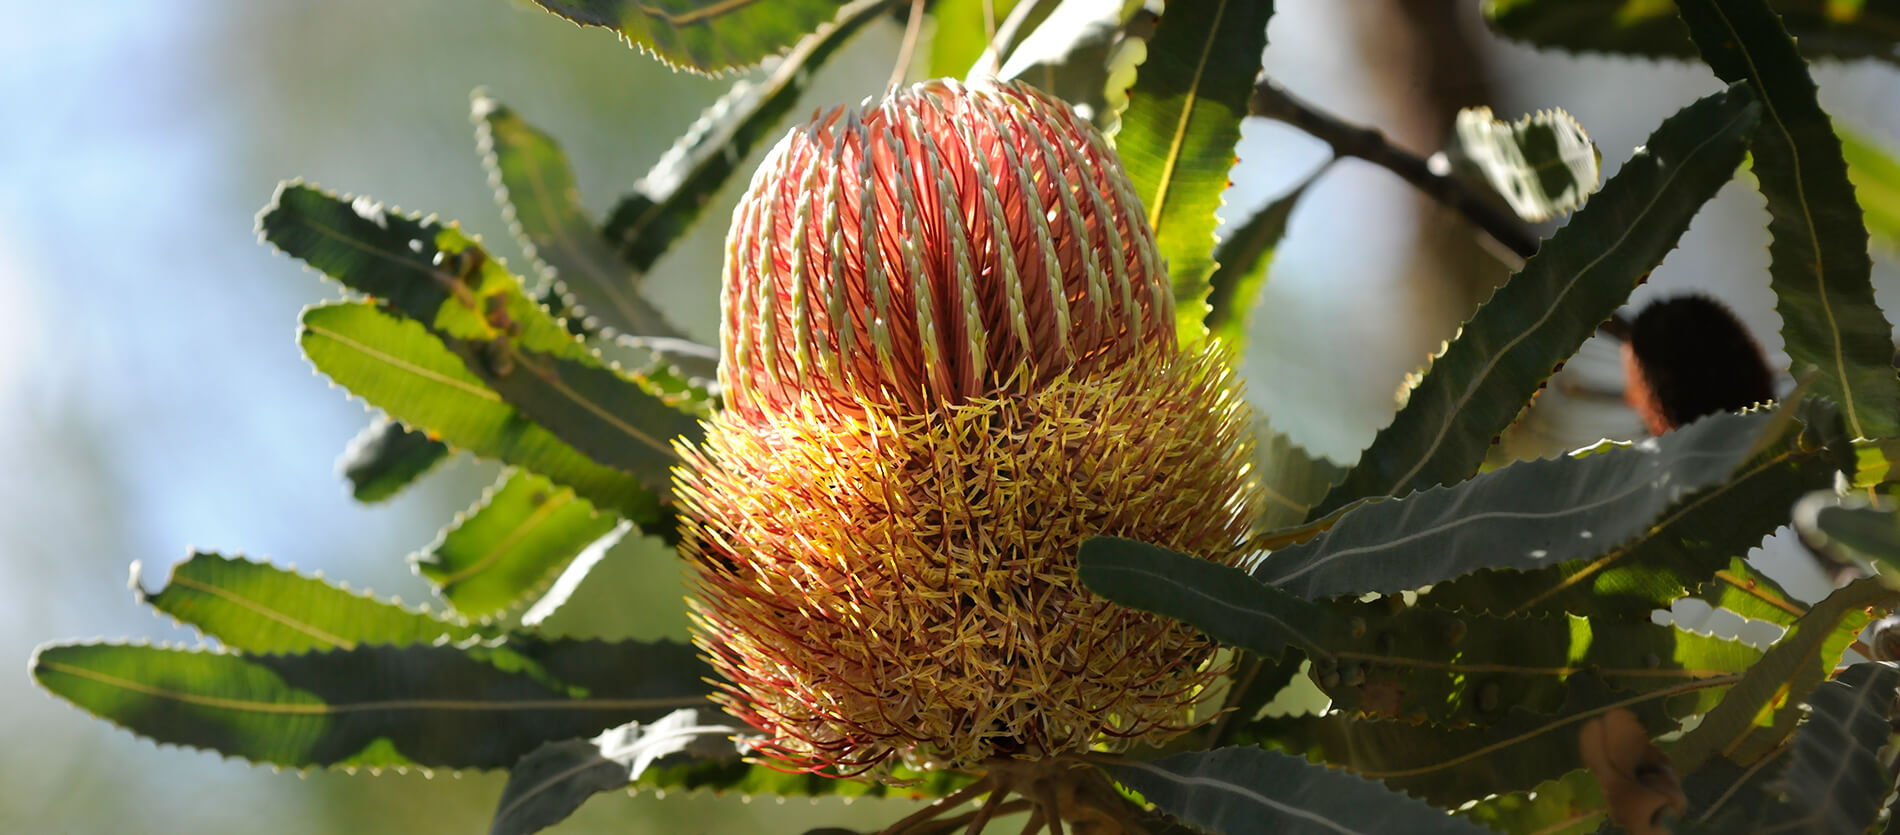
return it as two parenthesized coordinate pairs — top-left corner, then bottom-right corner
(2, 2), (1896, 832)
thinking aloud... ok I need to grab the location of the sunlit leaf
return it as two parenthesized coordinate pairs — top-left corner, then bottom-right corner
(337, 416), (452, 503)
(136, 551), (480, 654)
(1670, 577), (1893, 773)
(1313, 86), (1760, 514)
(998, 0), (1147, 128)
(1459, 768), (1606, 835)
(1483, 0), (1900, 66)
(527, 0), (846, 76)
(927, 0), (1022, 79)
(299, 301), (662, 523)
(1680, 0), (1900, 440)
(1450, 106), (1599, 223)
(1104, 747), (1491, 835)
(1205, 174), (1318, 356)
(1116, 0), (1273, 344)
(1691, 556), (1809, 627)
(1841, 126), (1900, 253)
(30, 637), (712, 771)
(414, 471), (626, 621)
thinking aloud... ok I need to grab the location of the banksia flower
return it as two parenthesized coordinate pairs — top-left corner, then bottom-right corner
(676, 79), (1262, 775)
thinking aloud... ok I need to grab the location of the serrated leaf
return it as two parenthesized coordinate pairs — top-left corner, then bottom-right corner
(1673, 752), (1792, 833)
(472, 92), (680, 340)
(299, 301), (661, 523)
(601, 0), (888, 274)
(337, 416), (452, 503)
(415, 471), (626, 621)
(1451, 106), (1599, 223)
(1458, 768), (1606, 835)
(1419, 409), (1837, 621)
(447, 340), (702, 488)
(1312, 86), (1761, 514)
(30, 637), (713, 771)
(1671, 576), (1894, 773)
(1692, 556), (1810, 627)
(1116, 0), (1273, 344)
(490, 708), (740, 835)
(527, 0), (845, 75)
(1104, 747), (1491, 835)
(1078, 537), (1340, 662)
(1758, 662), (1900, 834)
(1252, 420), (1349, 532)
(135, 552), (481, 654)
(1248, 675), (1710, 807)
(1680, 0), (1900, 441)
(1482, 0), (1900, 66)
(1257, 409), (1784, 601)
(1841, 127), (1900, 252)
(1205, 174), (1317, 357)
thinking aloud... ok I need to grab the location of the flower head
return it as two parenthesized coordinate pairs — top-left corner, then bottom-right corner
(679, 79), (1261, 774)
(719, 78), (1172, 420)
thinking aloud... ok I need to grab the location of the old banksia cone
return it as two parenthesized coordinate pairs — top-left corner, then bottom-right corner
(675, 79), (1263, 774)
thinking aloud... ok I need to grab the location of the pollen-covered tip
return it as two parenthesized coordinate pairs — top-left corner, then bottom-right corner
(719, 78), (1171, 420)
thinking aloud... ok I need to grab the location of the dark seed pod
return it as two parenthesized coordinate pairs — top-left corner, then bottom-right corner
(1621, 294), (1775, 435)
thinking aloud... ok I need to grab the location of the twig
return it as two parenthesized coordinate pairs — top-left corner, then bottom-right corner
(1249, 75), (1637, 339)
(877, 776), (995, 835)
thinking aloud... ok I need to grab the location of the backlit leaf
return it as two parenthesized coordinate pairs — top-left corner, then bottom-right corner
(527, 0), (846, 75)
(414, 471), (626, 621)
(337, 416), (452, 503)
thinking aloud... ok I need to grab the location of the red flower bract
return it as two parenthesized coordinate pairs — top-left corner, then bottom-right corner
(720, 78), (1171, 420)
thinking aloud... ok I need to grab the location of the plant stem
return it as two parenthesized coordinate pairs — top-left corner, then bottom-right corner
(1248, 76), (1540, 261)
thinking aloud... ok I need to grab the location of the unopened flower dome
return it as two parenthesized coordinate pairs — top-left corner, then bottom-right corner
(674, 78), (1263, 774)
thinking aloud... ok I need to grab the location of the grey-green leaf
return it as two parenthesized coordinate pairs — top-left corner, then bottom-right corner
(1313, 85), (1760, 514)
(1759, 662), (1900, 834)
(490, 708), (741, 835)
(338, 416), (452, 503)
(1104, 747), (1492, 835)
(1679, 0), (1900, 440)
(527, 0), (847, 76)
(1257, 409), (1784, 601)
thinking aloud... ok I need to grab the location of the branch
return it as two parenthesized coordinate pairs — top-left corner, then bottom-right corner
(1248, 76), (1540, 261)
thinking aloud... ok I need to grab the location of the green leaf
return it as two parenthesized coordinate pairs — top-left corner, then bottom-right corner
(491, 708), (740, 835)
(472, 91), (681, 340)
(526, 0), (847, 75)
(1759, 662), (1900, 833)
(1457, 768), (1606, 835)
(415, 471), (626, 621)
(1679, 0), (1900, 441)
(1249, 675), (1704, 807)
(1078, 536), (1340, 662)
(927, 0), (1021, 79)
(337, 416), (452, 503)
(298, 301), (661, 523)
(1259, 409), (1785, 601)
(997, 0), (1147, 129)
(1691, 556), (1810, 626)
(1313, 85), (1761, 514)
(1104, 747), (1491, 835)
(1115, 0), (1273, 344)
(1482, 0), (1900, 66)
(601, 0), (888, 274)
(30, 637), (713, 771)
(1205, 173), (1319, 356)
(1419, 407), (1838, 620)
(1252, 420), (1349, 532)
(448, 340), (702, 488)
(1671, 576), (1894, 773)
(1450, 106), (1599, 223)
(135, 552), (480, 654)
(1324, 604), (1759, 724)
(1841, 127), (1900, 252)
